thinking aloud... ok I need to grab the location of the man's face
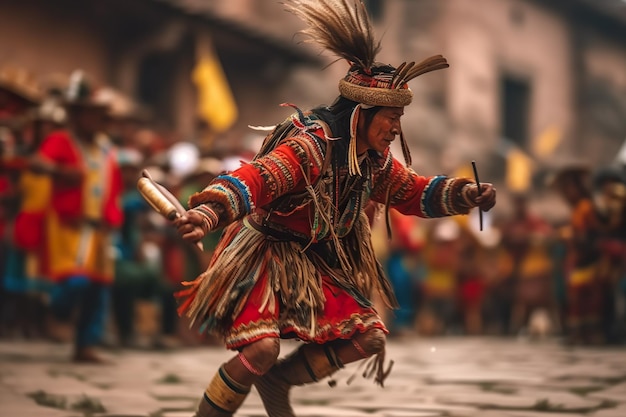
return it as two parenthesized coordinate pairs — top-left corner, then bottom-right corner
(357, 106), (404, 154)
(71, 106), (107, 136)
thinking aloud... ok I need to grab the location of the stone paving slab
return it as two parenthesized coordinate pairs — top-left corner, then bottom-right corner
(479, 412), (585, 417)
(588, 381), (626, 403)
(590, 405), (626, 417)
(1, 337), (625, 417)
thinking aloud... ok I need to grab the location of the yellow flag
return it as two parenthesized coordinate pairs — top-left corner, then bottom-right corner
(506, 147), (534, 193)
(532, 125), (562, 158)
(192, 36), (238, 134)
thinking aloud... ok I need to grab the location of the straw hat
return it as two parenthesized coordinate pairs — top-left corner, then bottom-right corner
(62, 70), (109, 110)
(92, 87), (148, 121)
(0, 66), (41, 105)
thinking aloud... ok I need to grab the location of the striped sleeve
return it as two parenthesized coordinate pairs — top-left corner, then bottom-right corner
(370, 154), (474, 218)
(188, 134), (324, 225)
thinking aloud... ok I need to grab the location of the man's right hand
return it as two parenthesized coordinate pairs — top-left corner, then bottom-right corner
(173, 210), (207, 243)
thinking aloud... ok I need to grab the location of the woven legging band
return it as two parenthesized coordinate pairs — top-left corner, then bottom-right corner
(202, 365), (250, 414)
(255, 344), (343, 417)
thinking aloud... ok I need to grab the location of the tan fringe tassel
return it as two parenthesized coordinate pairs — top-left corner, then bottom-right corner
(400, 130), (412, 167)
(348, 213), (399, 310)
(346, 349), (394, 387)
(184, 221), (326, 337)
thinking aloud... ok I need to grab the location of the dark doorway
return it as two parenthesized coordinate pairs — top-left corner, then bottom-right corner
(137, 51), (178, 128)
(501, 75), (531, 148)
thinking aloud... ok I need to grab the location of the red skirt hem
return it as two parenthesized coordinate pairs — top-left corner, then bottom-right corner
(225, 319), (387, 350)
(223, 275), (388, 350)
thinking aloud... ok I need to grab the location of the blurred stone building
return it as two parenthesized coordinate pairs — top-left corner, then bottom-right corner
(162, 0), (626, 203)
(2, 0), (625, 211)
(0, 0), (321, 151)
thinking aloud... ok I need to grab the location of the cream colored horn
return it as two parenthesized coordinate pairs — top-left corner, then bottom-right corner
(137, 170), (203, 250)
(137, 177), (179, 220)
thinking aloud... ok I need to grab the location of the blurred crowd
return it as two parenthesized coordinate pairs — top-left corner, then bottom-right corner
(372, 166), (626, 346)
(1, 66), (625, 364)
(0, 68), (243, 361)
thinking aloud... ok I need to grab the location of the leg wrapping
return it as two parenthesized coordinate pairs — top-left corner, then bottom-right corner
(196, 366), (249, 417)
(347, 329), (392, 387)
(255, 343), (343, 417)
(223, 337), (280, 387)
(352, 328), (386, 357)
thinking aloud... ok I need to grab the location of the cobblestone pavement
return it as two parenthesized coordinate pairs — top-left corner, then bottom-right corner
(1, 337), (625, 417)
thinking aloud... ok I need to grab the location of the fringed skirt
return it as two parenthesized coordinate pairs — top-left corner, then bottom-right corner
(176, 214), (395, 350)
(223, 273), (386, 349)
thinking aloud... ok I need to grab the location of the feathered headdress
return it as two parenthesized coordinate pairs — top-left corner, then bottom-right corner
(285, 0), (449, 107)
(285, 0), (449, 174)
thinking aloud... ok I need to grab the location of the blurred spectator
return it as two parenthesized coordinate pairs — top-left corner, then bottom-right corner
(590, 167), (626, 344)
(457, 223), (492, 336)
(165, 156), (225, 346)
(550, 164), (605, 345)
(383, 209), (424, 335)
(417, 219), (462, 335)
(30, 71), (124, 362)
(2, 96), (66, 339)
(475, 223), (514, 335)
(0, 67), (42, 338)
(112, 152), (177, 348)
(500, 194), (555, 335)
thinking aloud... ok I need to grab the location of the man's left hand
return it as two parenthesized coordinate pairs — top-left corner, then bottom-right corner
(467, 183), (496, 212)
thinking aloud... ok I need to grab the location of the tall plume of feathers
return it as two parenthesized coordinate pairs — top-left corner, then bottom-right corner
(391, 56), (449, 88)
(284, 0), (381, 72)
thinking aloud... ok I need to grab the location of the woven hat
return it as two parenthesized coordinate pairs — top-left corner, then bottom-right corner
(63, 70), (109, 110)
(0, 66), (41, 105)
(92, 87), (149, 121)
(286, 0), (449, 174)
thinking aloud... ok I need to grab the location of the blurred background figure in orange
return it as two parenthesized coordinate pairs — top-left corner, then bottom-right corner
(550, 164), (605, 345)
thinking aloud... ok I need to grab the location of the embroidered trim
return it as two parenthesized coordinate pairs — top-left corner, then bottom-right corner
(224, 312), (386, 349)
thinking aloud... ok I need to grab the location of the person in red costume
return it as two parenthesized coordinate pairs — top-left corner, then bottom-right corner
(32, 71), (123, 362)
(0, 67), (40, 338)
(169, 2), (496, 416)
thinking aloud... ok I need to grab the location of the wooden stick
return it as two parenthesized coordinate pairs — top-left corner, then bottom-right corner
(471, 160), (483, 231)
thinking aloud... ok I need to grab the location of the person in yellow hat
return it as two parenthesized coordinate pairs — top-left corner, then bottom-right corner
(161, 1), (495, 416)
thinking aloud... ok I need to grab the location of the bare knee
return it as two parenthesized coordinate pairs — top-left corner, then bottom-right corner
(354, 328), (386, 356)
(241, 337), (280, 374)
